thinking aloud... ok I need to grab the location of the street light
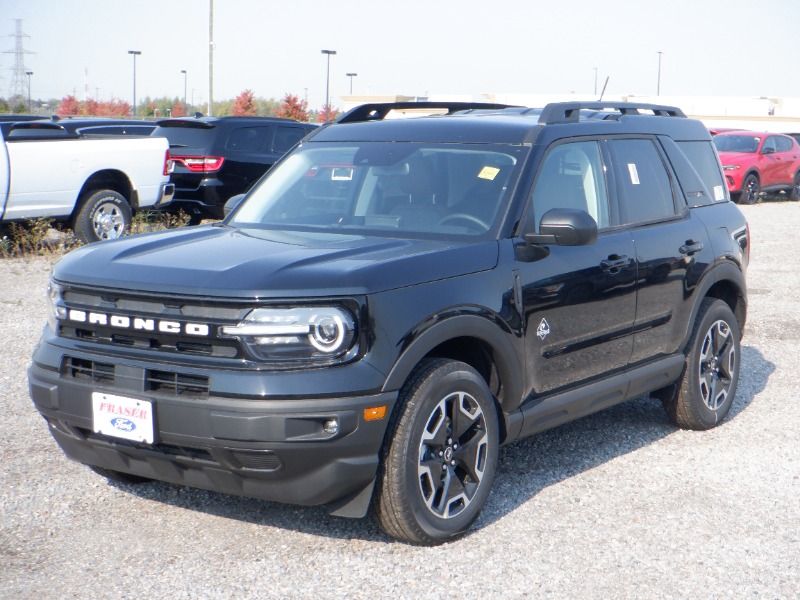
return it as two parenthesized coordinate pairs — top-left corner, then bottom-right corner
(593, 67), (598, 97)
(346, 72), (358, 95)
(181, 69), (187, 109)
(128, 50), (142, 117)
(25, 70), (33, 112)
(321, 49), (337, 120)
(657, 51), (663, 96)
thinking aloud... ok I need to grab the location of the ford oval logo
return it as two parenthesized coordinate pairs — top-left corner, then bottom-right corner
(110, 417), (136, 433)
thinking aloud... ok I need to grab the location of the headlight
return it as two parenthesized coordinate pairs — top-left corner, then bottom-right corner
(221, 306), (357, 363)
(722, 165), (740, 171)
(46, 281), (66, 333)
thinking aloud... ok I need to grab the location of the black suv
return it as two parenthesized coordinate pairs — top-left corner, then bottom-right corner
(152, 116), (316, 221)
(29, 101), (749, 545)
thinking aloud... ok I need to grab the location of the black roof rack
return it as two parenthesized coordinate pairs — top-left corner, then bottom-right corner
(336, 101), (517, 124)
(538, 101), (686, 125)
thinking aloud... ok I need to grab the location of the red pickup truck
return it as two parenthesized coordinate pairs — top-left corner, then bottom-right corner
(714, 131), (800, 204)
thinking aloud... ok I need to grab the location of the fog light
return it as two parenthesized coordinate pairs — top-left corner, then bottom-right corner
(323, 418), (339, 435)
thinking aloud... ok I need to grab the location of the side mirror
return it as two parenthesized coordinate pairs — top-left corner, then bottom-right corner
(223, 194), (246, 217)
(524, 208), (598, 246)
(761, 146), (775, 155)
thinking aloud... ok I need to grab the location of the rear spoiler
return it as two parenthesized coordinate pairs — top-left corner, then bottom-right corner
(155, 119), (215, 129)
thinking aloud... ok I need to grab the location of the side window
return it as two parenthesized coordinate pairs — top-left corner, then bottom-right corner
(225, 126), (272, 153)
(776, 136), (793, 153)
(608, 139), (676, 224)
(762, 136), (778, 154)
(273, 126), (307, 154)
(531, 140), (610, 230)
(676, 141), (727, 203)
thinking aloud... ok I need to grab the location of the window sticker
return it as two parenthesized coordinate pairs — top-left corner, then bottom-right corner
(627, 163), (640, 185)
(713, 185), (725, 201)
(477, 166), (500, 181)
(331, 167), (354, 181)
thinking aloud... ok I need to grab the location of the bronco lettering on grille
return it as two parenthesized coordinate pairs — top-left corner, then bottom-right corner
(67, 309), (210, 337)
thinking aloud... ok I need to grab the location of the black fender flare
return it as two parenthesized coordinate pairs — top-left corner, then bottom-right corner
(381, 312), (524, 412)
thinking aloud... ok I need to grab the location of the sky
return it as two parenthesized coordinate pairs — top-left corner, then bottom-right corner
(4, 0), (800, 110)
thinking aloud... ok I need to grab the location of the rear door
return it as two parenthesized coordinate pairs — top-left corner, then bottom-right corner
(759, 136), (782, 187)
(606, 137), (712, 363)
(518, 139), (637, 396)
(774, 135), (798, 184)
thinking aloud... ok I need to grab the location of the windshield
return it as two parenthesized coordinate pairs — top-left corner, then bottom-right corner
(231, 142), (525, 237)
(713, 135), (761, 153)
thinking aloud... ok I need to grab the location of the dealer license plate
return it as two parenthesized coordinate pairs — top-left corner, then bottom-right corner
(92, 392), (154, 444)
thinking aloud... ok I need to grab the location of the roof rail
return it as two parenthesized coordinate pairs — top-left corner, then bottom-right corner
(336, 101), (516, 124)
(538, 101), (686, 125)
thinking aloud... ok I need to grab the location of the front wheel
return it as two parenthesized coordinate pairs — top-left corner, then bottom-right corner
(376, 359), (499, 545)
(73, 189), (132, 243)
(738, 174), (760, 205)
(661, 298), (741, 430)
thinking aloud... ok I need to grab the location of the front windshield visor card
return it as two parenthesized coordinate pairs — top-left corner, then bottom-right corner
(92, 392), (154, 444)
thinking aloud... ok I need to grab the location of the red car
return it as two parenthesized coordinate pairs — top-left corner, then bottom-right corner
(713, 131), (800, 204)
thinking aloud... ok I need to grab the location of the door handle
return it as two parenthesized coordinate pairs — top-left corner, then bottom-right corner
(601, 254), (630, 272)
(679, 240), (704, 256)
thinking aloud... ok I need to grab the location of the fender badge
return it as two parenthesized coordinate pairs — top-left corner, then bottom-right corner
(536, 318), (551, 340)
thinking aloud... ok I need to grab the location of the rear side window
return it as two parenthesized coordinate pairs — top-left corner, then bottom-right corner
(225, 126), (273, 153)
(273, 126), (307, 154)
(776, 136), (793, 152)
(677, 141), (727, 203)
(608, 139), (676, 224)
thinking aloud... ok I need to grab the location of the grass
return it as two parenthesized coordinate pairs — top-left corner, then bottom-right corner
(0, 209), (193, 259)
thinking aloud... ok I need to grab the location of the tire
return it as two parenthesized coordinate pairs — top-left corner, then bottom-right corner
(738, 174), (760, 205)
(72, 189), (132, 243)
(790, 172), (800, 201)
(89, 465), (151, 484)
(661, 298), (741, 430)
(376, 358), (500, 545)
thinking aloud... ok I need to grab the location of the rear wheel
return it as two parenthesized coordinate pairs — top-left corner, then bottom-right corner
(73, 189), (132, 243)
(738, 174), (760, 205)
(661, 298), (741, 430)
(790, 172), (800, 201)
(376, 358), (499, 545)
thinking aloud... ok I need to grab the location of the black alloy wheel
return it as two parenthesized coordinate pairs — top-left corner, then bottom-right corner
(740, 174), (760, 205)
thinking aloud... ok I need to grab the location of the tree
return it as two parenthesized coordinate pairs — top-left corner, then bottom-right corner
(232, 89), (257, 116)
(171, 101), (186, 118)
(276, 93), (309, 122)
(317, 104), (340, 123)
(56, 95), (81, 116)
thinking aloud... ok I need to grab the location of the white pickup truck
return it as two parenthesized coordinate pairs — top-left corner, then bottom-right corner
(0, 121), (174, 242)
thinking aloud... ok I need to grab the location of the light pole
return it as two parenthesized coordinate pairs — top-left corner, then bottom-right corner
(346, 72), (357, 95)
(128, 50), (141, 116)
(657, 51), (663, 96)
(181, 69), (187, 109)
(25, 70), (33, 112)
(593, 67), (598, 97)
(321, 49), (337, 120)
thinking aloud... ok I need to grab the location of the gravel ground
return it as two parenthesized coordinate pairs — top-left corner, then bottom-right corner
(1, 203), (798, 599)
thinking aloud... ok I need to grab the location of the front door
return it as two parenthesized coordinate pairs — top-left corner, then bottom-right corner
(517, 139), (637, 397)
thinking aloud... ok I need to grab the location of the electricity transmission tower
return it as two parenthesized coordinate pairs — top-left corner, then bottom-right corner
(4, 19), (34, 100)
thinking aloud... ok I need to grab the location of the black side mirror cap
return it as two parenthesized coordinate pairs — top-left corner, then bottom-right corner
(524, 208), (598, 246)
(761, 146), (775, 155)
(223, 194), (246, 217)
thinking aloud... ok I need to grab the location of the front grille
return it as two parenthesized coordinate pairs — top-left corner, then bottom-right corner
(62, 356), (115, 384)
(146, 369), (210, 397)
(58, 286), (250, 359)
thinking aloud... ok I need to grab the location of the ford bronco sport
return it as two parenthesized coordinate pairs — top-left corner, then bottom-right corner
(29, 101), (749, 545)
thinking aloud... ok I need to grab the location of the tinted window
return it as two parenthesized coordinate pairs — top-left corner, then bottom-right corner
(677, 141), (727, 203)
(225, 126), (272, 153)
(273, 126), (307, 153)
(776, 135), (793, 152)
(531, 140), (610, 230)
(763, 136), (779, 153)
(152, 124), (213, 150)
(609, 139), (676, 224)
(713, 135), (760, 153)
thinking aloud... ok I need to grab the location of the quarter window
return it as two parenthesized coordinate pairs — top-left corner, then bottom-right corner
(608, 139), (676, 224)
(531, 141), (610, 230)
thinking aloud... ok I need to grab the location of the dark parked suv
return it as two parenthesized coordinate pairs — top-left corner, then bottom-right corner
(152, 116), (316, 221)
(30, 101), (749, 545)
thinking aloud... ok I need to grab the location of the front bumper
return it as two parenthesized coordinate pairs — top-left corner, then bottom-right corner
(28, 357), (397, 516)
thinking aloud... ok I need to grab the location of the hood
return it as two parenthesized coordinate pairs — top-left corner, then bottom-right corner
(54, 224), (499, 299)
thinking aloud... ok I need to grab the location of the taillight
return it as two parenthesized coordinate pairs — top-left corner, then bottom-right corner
(171, 155), (225, 173)
(163, 149), (173, 175)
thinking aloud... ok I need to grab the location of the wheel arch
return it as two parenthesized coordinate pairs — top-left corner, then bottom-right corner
(72, 170), (137, 219)
(381, 313), (524, 440)
(684, 261), (747, 349)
